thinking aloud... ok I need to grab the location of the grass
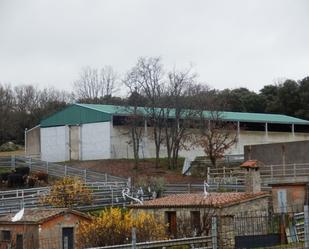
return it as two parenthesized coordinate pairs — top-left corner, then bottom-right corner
(0, 150), (24, 156)
(0, 167), (11, 174)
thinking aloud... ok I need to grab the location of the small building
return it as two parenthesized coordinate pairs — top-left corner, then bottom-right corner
(25, 104), (309, 162)
(131, 161), (271, 248)
(0, 208), (90, 249)
(271, 182), (308, 213)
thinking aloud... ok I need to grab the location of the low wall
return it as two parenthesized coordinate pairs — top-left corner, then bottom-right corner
(244, 140), (309, 165)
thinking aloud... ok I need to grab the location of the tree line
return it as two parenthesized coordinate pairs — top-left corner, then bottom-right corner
(1, 57), (308, 165)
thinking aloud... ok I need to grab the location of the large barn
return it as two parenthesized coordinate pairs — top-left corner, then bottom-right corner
(25, 104), (309, 162)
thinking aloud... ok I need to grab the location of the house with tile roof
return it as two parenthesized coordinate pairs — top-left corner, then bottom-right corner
(0, 208), (90, 249)
(25, 104), (309, 162)
(131, 161), (271, 248)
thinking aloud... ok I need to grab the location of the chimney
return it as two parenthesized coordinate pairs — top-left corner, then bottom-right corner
(240, 160), (262, 193)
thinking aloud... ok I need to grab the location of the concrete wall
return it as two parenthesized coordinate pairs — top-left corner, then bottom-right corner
(25, 126), (41, 157)
(111, 125), (309, 159)
(41, 126), (69, 162)
(244, 140), (309, 165)
(81, 122), (111, 160)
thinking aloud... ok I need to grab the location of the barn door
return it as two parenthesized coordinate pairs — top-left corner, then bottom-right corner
(62, 227), (74, 249)
(69, 126), (80, 161)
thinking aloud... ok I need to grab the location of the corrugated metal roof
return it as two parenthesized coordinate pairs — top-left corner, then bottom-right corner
(76, 103), (309, 125)
(40, 103), (309, 127)
(40, 104), (112, 127)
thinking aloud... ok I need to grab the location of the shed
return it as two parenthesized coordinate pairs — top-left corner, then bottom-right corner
(0, 208), (90, 249)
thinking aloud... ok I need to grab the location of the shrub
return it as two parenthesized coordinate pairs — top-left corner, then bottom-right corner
(78, 208), (167, 247)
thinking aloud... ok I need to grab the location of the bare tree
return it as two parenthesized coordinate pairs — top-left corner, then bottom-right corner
(14, 85), (40, 113)
(73, 66), (118, 100)
(0, 84), (15, 144)
(163, 68), (198, 169)
(194, 111), (237, 169)
(123, 71), (146, 169)
(127, 57), (165, 167)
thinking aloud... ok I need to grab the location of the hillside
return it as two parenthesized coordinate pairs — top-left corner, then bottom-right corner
(66, 158), (204, 184)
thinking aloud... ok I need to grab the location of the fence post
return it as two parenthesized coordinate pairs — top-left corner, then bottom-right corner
(28, 157), (32, 171)
(111, 189), (114, 207)
(270, 165), (273, 181)
(84, 169), (87, 181)
(211, 216), (217, 249)
(105, 173), (108, 182)
(293, 163), (296, 180)
(11, 155), (16, 169)
(304, 205), (309, 248)
(207, 167), (210, 182)
(46, 161), (49, 174)
(132, 227), (137, 249)
(64, 165), (67, 176)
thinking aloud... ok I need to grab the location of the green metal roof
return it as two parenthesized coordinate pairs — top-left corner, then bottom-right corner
(40, 103), (309, 127)
(40, 104), (112, 127)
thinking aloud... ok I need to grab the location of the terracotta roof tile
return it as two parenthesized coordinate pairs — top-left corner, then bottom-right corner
(240, 160), (263, 168)
(0, 208), (90, 224)
(133, 192), (269, 208)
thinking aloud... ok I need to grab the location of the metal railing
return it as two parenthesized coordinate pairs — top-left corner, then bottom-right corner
(206, 162), (309, 185)
(0, 182), (134, 214)
(0, 156), (128, 184)
(86, 235), (213, 249)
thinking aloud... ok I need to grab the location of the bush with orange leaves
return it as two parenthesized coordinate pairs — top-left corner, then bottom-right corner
(78, 208), (167, 247)
(40, 176), (93, 208)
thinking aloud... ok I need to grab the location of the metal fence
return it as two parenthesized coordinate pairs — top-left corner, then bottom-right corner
(86, 234), (214, 249)
(0, 156), (128, 184)
(206, 162), (309, 186)
(0, 182), (136, 215)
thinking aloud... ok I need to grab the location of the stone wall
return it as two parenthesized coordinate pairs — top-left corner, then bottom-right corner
(132, 194), (270, 248)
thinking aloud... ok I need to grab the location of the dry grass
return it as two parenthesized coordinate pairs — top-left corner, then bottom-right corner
(0, 150), (24, 156)
(66, 158), (204, 184)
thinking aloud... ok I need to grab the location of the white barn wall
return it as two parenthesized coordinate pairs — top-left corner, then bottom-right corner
(81, 122), (111, 160)
(111, 125), (309, 159)
(40, 126), (68, 162)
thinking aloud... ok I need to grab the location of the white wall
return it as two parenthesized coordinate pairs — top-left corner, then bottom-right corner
(41, 126), (69, 162)
(111, 125), (309, 159)
(81, 122), (111, 160)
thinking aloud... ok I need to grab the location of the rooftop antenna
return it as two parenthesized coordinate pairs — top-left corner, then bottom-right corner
(122, 188), (143, 205)
(203, 180), (209, 197)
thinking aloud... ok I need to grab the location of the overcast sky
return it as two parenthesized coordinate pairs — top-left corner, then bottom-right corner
(0, 0), (308, 93)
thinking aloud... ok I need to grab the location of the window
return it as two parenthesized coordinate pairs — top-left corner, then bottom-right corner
(2, 230), (11, 241)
